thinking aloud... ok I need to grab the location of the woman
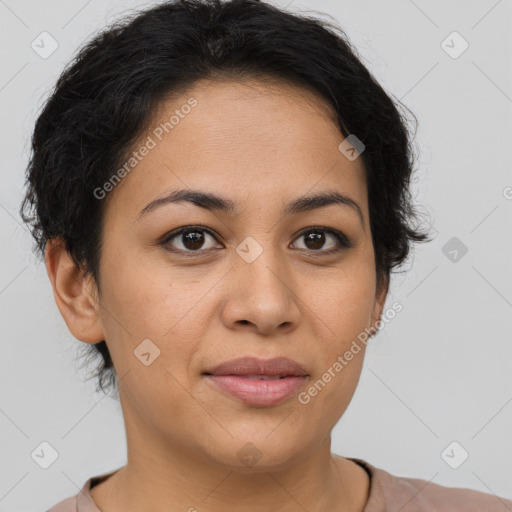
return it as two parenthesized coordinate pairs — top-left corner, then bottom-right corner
(21, 0), (511, 510)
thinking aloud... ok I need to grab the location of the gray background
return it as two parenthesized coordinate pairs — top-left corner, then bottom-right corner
(1, 0), (511, 510)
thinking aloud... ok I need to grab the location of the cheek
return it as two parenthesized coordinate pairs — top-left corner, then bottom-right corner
(96, 251), (186, 373)
(98, 257), (202, 425)
(296, 347), (366, 440)
(100, 249), (197, 334)
(309, 267), (376, 343)
(301, 262), (375, 408)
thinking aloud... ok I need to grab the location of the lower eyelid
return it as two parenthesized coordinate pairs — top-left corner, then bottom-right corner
(162, 227), (352, 254)
(293, 230), (348, 249)
(164, 229), (220, 251)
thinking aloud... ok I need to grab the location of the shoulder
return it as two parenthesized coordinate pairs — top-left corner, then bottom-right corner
(350, 458), (512, 512)
(45, 495), (77, 512)
(45, 474), (100, 512)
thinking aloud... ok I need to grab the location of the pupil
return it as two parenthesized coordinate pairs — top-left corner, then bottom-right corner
(305, 232), (324, 250)
(183, 231), (204, 250)
(180, 231), (327, 251)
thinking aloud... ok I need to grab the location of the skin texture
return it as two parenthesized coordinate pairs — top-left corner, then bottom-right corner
(45, 78), (389, 512)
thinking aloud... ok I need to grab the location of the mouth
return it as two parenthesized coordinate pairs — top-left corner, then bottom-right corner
(202, 356), (309, 406)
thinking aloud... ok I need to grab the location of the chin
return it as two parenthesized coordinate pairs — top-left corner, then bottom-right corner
(198, 430), (312, 473)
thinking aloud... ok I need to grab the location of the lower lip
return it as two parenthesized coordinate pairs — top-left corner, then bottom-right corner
(204, 375), (308, 406)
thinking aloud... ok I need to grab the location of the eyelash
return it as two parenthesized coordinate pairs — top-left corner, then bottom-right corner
(160, 225), (354, 257)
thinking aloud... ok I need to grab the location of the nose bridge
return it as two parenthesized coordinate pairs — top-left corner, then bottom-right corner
(234, 233), (289, 297)
(216, 208), (305, 334)
(224, 231), (302, 332)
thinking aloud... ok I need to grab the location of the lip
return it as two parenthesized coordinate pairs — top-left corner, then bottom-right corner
(203, 356), (309, 377)
(202, 357), (309, 406)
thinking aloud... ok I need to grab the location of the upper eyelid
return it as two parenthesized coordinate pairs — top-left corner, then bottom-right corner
(162, 226), (350, 251)
(162, 226), (218, 243)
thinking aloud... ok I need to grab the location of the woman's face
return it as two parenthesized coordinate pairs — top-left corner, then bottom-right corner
(76, 78), (387, 468)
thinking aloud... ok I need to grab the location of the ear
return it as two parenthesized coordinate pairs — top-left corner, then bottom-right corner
(369, 272), (389, 336)
(44, 238), (105, 344)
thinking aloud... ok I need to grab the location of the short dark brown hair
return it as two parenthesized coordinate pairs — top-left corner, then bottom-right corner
(20, 0), (432, 396)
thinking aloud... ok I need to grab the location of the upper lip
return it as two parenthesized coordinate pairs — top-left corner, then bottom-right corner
(203, 356), (309, 377)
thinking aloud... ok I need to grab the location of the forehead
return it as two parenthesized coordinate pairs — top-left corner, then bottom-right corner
(153, 77), (342, 153)
(103, 78), (368, 223)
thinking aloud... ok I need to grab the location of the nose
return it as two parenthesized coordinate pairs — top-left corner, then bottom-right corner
(219, 244), (301, 336)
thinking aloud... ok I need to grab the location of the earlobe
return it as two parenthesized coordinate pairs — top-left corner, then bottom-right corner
(44, 238), (105, 344)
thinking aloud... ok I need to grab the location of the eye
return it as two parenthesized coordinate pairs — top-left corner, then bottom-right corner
(162, 226), (222, 255)
(161, 225), (353, 256)
(291, 227), (353, 255)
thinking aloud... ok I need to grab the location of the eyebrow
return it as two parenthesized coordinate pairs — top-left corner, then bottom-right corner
(136, 188), (364, 226)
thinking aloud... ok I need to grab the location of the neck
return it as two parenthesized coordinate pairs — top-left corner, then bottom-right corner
(91, 449), (369, 512)
(90, 400), (369, 512)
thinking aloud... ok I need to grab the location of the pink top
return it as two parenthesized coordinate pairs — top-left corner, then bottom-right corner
(46, 458), (512, 511)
